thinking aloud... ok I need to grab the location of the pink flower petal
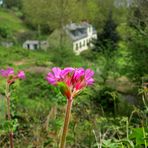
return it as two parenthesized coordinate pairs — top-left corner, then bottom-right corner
(86, 78), (94, 85)
(85, 69), (94, 80)
(46, 76), (56, 85)
(73, 68), (84, 80)
(61, 67), (74, 78)
(52, 67), (61, 79)
(17, 71), (25, 79)
(0, 68), (14, 77)
(47, 72), (55, 79)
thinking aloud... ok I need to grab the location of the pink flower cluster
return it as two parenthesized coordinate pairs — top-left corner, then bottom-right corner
(46, 67), (94, 100)
(0, 68), (25, 85)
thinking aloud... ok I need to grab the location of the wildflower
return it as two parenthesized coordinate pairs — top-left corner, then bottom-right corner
(46, 67), (94, 148)
(46, 67), (94, 99)
(0, 68), (14, 77)
(0, 68), (25, 148)
(0, 67), (25, 85)
(46, 67), (62, 85)
(17, 71), (25, 79)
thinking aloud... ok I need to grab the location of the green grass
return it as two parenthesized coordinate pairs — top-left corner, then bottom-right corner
(0, 45), (52, 69)
(0, 8), (28, 34)
(0, 97), (6, 121)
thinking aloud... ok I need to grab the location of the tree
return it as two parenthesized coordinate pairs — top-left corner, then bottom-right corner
(93, 12), (120, 53)
(126, 0), (148, 81)
(4, 0), (22, 8)
(128, 0), (148, 34)
(22, 0), (79, 46)
(75, 0), (100, 25)
(49, 0), (79, 47)
(22, 0), (51, 35)
(125, 27), (148, 82)
(92, 12), (120, 82)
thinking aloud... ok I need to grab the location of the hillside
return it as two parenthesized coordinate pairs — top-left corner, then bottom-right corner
(0, 8), (28, 35)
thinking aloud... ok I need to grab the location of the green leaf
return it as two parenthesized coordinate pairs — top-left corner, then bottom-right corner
(129, 128), (147, 145)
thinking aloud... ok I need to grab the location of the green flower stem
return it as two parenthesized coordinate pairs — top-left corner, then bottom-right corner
(60, 98), (73, 148)
(5, 82), (14, 148)
(142, 127), (147, 148)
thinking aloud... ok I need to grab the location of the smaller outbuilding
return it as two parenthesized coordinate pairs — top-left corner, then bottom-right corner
(23, 40), (49, 50)
(0, 41), (13, 48)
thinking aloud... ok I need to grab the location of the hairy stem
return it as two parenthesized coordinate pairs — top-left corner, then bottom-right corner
(5, 82), (14, 148)
(60, 98), (73, 148)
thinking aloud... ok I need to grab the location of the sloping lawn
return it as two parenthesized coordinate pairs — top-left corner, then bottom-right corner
(0, 9), (27, 33)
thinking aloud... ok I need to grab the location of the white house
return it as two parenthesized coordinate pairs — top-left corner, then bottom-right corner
(65, 22), (97, 55)
(23, 40), (49, 50)
(0, 0), (3, 5)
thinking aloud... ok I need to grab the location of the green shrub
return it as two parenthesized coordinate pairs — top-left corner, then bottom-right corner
(0, 26), (11, 38)
(92, 86), (120, 115)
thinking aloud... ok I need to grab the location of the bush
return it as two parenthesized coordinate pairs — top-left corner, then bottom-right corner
(80, 49), (98, 62)
(0, 26), (11, 38)
(92, 86), (120, 115)
(49, 46), (83, 67)
(16, 31), (36, 43)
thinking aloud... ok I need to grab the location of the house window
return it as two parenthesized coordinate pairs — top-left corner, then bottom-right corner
(87, 39), (90, 46)
(76, 43), (78, 50)
(34, 44), (38, 49)
(27, 44), (30, 49)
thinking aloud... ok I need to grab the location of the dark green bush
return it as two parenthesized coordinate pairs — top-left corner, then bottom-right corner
(0, 26), (11, 38)
(92, 86), (120, 115)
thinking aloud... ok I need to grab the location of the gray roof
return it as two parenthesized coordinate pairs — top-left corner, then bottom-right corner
(24, 40), (39, 44)
(65, 22), (96, 41)
(23, 40), (48, 45)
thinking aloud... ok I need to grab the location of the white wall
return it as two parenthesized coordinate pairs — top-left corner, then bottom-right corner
(73, 25), (97, 55)
(23, 43), (39, 50)
(87, 26), (93, 36)
(0, 0), (3, 5)
(73, 38), (88, 55)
